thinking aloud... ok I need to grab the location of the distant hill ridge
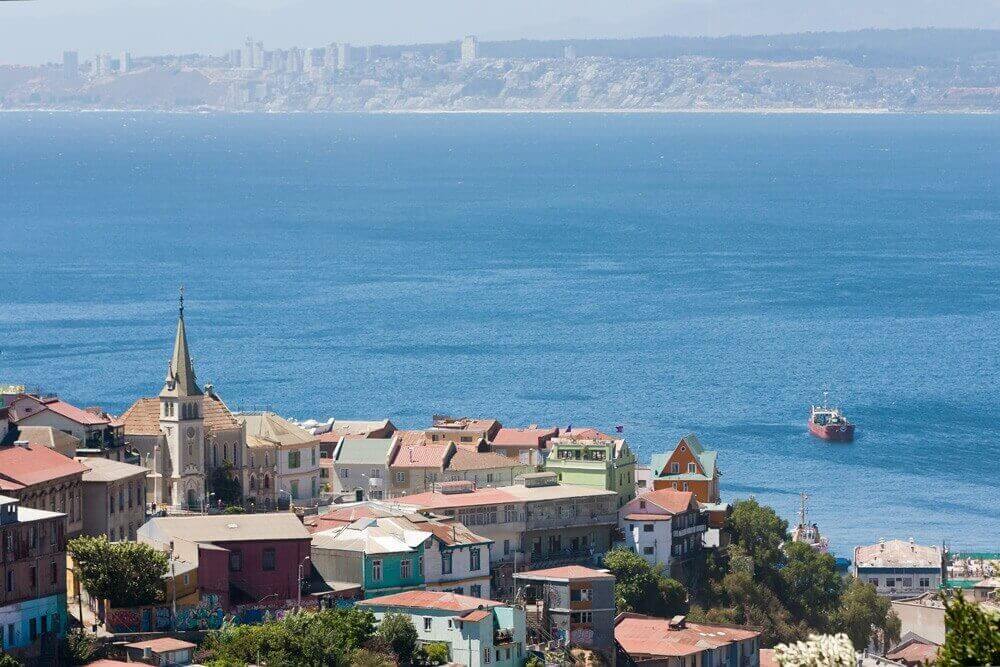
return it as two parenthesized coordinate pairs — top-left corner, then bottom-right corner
(378, 28), (1000, 67)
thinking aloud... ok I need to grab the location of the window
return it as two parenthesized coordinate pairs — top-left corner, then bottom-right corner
(483, 647), (492, 663)
(688, 463), (697, 473)
(902, 577), (913, 587)
(401, 559), (412, 579)
(682, 482), (689, 491)
(6, 571), (13, 592)
(395, 472), (405, 483)
(470, 548), (481, 571)
(418, 556), (424, 576)
(442, 552), (453, 575)
(503, 539), (510, 555)
(643, 546), (655, 555)
(341, 468), (350, 479)
(50, 561), (58, 584)
(639, 500), (646, 509)
(290, 480), (299, 499)
(29, 565), (37, 589)
(372, 560), (383, 582)
(229, 550), (243, 572)
(29, 618), (37, 641)
(670, 462), (680, 474)
(919, 577), (930, 588)
(424, 617), (432, 631)
(486, 473), (494, 484)
(886, 578), (896, 588)
(868, 578), (879, 587)
(643, 524), (654, 532)
(262, 548), (276, 571)
(471, 584), (482, 597)
(548, 534), (561, 553)
(570, 588), (591, 602)
(571, 611), (593, 624)
(288, 451), (301, 469)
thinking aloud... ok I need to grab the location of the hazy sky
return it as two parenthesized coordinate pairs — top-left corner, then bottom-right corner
(2, 0), (1000, 64)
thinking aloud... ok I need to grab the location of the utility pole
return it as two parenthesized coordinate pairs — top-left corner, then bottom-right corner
(297, 555), (310, 611)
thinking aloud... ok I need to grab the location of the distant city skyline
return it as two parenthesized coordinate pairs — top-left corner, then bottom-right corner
(2, 0), (1000, 64)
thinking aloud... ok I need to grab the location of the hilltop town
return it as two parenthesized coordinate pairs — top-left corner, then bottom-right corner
(1, 297), (997, 665)
(2, 29), (1000, 113)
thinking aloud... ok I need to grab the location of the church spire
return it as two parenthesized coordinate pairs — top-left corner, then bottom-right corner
(161, 286), (202, 398)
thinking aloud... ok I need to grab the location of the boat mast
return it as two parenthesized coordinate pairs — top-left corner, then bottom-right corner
(798, 492), (809, 527)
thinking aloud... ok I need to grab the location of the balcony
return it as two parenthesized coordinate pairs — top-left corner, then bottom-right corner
(672, 523), (708, 538)
(525, 511), (617, 531)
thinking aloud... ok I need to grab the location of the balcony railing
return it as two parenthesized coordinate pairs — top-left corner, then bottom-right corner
(525, 511), (617, 531)
(672, 523), (708, 538)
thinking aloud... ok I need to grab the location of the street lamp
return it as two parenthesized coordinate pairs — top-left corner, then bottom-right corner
(297, 556), (311, 611)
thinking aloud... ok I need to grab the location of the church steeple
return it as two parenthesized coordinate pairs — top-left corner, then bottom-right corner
(160, 287), (202, 398)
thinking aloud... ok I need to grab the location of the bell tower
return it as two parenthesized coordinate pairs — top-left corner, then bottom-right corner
(159, 287), (206, 510)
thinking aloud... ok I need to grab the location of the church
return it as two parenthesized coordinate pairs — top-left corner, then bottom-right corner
(121, 294), (248, 511)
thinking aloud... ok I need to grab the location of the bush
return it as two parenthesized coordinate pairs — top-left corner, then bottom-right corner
(377, 613), (418, 664)
(60, 630), (97, 665)
(420, 641), (450, 665)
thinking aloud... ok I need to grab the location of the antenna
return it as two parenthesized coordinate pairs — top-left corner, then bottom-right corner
(798, 492), (808, 527)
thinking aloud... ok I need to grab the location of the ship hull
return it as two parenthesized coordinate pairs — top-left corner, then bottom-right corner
(809, 420), (854, 442)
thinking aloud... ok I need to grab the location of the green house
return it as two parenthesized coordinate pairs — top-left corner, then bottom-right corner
(311, 516), (427, 598)
(542, 429), (637, 507)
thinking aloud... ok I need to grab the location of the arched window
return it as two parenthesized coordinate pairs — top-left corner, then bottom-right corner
(263, 475), (271, 490)
(249, 475), (257, 491)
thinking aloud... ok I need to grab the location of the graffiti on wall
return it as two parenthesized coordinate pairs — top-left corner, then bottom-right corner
(105, 595), (319, 634)
(570, 628), (594, 646)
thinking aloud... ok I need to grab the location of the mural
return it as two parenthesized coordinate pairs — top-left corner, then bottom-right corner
(105, 594), (320, 633)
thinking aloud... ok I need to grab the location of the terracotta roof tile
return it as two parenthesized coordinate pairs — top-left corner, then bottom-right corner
(515, 565), (614, 581)
(445, 448), (529, 472)
(615, 613), (760, 659)
(0, 443), (89, 487)
(125, 637), (197, 652)
(395, 430), (428, 447)
(390, 443), (450, 469)
(458, 609), (491, 622)
(359, 590), (502, 612)
(629, 489), (696, 515)
(491, 427), (558, 447)
(121, 393), (239, 437)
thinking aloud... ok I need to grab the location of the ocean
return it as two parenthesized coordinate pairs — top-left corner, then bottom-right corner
(1, 112), (998, 555)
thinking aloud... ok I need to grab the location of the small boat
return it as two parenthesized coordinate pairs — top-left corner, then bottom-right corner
(809, 391), (855, 442)
(791, 493), (829, 554)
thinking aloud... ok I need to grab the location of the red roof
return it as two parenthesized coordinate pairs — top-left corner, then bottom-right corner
(28, 396), (109, 426)
(887, 642), (939, 664)
(86, 660), (132, 667)
(457, 609), (492, 622)
(395, 430), (428, 447)
(624, 513), (673, 521)
(0, 443), (90, 487)
(759, 648), (777, 667)
(515, 565), (614, 582)
(399, 487), (519, 510)
(632, 488), (696, 515)
(390, 443), (450, 469)
(491, 427), (558, 448)
(359, 590), (502, 612)
(615, 613), (760, 659)
(560, 427), (613, 441)
(307, 504), (395, 533)
(125, 637), (197, 652)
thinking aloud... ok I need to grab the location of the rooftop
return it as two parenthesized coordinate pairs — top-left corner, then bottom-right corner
(124, 637), (197, 653)
(79, 457), (149, 483)
(855, 540), (942, 569)
(445, 448), (528, 472)
(514, 565), (614, 582)
(429, 416), (500, 433)
(399, 480), (616, 510)
(306, 502), (399, 532)
(0, 442), (90, 488)
(615, 613), (760, 659)
(334, 437), (397, 465)
(238, 411), (319, 449)
(358, 589), (503, 613)
(0, 425), (81, 452)
(390, 443), (450, 469)
(140, 513), (310, 544)
(491, 427), (558, 448)
(121, 393), (239, 436)
(395, 429), (429, 447)
(0, 495), (65, 523)
(629, 488), (697, 515)
(11, 394), (110, 427)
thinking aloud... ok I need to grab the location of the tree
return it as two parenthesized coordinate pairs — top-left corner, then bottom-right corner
(419, 642), (450, 665)
(832, 578), (900, 651)
(377, 612), (418, 664)
(60, 630), (97, 665)
(0, 654), (20, 667)
(350, 649), (397, 667)
(774, 633), (856, 666)
(204, 607), (376, 666)
(68, 536), (168, 607)
(780, 542), (844, 631)
(210, 463), (243, 506)
(726, 498), (789, 577)
(603, 548), (688, 616)
(937, 592), (1000, 666)
(708, 570), (804, 646)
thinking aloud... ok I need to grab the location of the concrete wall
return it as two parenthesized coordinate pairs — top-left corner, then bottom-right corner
(423, 538), (492, 598)
(891, 599), (946, 644)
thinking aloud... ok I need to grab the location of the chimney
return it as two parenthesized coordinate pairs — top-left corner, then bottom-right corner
(14, 440), (30, 449)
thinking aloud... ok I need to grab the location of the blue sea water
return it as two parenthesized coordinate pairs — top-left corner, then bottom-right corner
(1, 112), (998, 555)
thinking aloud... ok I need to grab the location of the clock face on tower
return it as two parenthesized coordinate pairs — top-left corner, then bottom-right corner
(185, 426), (196, 441)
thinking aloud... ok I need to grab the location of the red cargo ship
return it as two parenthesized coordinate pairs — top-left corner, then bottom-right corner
(808, 392), (855, 442)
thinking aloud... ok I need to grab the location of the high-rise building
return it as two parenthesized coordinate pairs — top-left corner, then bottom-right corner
(62, 50), (79, 81)
(324, 43), (338, 70)
(564, 45), (577, 60)
(304, 47), (321, 72)
(337, 42), (351, 70)
(241, 37), (254, 69)
(119, 51), (132, 74)
(253, 41), (265, 70)
(461, 35), (479, 63)
(229, 49), (242, 68)
(288, 47), (303, 74)
(94, 53), (113, 77)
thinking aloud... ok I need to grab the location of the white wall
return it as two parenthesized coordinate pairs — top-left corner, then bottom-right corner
(621, 516), (673, 568)
(422, 538), (492, 598)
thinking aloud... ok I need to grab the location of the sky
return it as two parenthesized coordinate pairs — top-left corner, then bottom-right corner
(2, 0), (1000, 64)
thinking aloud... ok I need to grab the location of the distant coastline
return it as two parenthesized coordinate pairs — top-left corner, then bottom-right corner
(2, 106), (997, 115)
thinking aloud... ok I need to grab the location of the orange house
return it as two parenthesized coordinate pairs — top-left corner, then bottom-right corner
(650, 433), (720, 503)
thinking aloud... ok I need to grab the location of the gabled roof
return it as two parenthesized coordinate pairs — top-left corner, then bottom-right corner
(514, 565), (614, 582)
(0, 425), (81, 452)
(390, 443), (451, 469)
(334, 437), (397, 465)
(615, 613), (760, 659)
(395, 429), (429, 447)
(445, 448), (527, 472)
(651, 434), (718, 481)
(307, 503), (399, 533)
(0, 443), (89, 487)
(238, 412), (318, 449)
(311, 516), (430, 555)
(120, 392), (240, 437)
(631, 489), (697, 515)
(11, 394), (110, 427)
(358, 590), (503, 612)
(559, 427), (614, 441)
(491, 427), (559, 448)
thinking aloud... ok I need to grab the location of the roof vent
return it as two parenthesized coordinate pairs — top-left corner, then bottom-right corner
(226, 522), (239, 529)
(521, 472), (558, 488)
(440, 481), (474, 495)
(669, 615), (686, 629)
(14, 440), (30, 449)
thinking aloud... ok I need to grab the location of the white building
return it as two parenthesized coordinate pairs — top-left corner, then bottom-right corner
(239, 412), (321, 508)
(618, 488), (705, 572)
(461, 35), (479, 63)
(854, 539), (944, 599)
(358, 590), (527, 667)
(337, 43), (351, 70)
(417, 516), (493, 598)
(119, 51), (132, 74)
